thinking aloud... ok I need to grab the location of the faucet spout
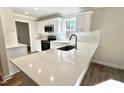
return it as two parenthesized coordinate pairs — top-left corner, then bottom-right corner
(69, 34), (77, 49)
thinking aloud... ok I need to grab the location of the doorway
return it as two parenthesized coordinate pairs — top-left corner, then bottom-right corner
(15, 21), (31, 53)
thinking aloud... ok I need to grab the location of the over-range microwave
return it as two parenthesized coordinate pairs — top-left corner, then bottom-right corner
(44, 25), (54, 32)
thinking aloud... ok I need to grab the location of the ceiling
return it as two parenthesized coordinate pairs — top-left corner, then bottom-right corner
(12, 7), (91, 19)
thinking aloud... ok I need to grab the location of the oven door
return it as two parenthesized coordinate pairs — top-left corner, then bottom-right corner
(41, 40), (50, 51)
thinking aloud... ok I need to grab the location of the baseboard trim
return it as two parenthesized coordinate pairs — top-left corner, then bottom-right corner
(3, 75), (12, 81)
(3, 70), (20, 81)
(93, 59), (124, 70)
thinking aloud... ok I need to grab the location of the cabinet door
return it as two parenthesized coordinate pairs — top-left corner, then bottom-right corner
(37, 21), (46, 33)
(35, 40), (41, 51)
(48, 19), (54, 25)
(76, 12), (92, 32)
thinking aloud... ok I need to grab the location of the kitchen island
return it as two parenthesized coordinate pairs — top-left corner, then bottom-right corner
(10, 42), (99, 86)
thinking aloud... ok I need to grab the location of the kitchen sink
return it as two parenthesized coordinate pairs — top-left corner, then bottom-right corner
(57, 45), (75, 51)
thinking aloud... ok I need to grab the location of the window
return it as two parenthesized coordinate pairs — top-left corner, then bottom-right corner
(65, 18), (76, 31)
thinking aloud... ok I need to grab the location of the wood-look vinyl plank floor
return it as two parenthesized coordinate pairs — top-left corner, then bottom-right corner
(81, 63), (124, 86)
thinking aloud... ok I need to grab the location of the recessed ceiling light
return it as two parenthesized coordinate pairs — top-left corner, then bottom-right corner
(34, 7), (39, 10)
(25, 11), (29, 14)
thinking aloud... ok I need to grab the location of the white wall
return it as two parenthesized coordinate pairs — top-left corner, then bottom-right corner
(13, 14), (38, 52)
(0, 8), (17, 46)
(0, 15), (9, 77)
(91, 8), (124, 69)
(0, 8), (18, 78)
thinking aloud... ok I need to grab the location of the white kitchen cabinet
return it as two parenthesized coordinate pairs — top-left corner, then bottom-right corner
(53, 18), (62, 39)
(37, 20), (49, 33)
(37, 18), (62, 33)
(76, 11), (93, 32)
(37, 21), (46, 33)
(35, 40), (41, 52)
(47, 19), (54, 25)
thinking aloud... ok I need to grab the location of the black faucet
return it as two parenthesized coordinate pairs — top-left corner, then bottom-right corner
(69, 34), (77, 49)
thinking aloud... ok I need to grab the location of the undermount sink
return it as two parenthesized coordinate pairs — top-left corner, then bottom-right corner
(57, 45), (75, 51)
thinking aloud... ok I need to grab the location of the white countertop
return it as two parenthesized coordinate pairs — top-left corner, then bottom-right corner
(10, 42), (99, 86)
(6, 43), (27, 49)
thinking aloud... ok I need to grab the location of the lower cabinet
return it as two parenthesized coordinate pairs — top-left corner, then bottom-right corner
(35, 40), (42, 52)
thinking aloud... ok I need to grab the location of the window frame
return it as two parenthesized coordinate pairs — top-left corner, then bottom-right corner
(64, 17), (76, 32)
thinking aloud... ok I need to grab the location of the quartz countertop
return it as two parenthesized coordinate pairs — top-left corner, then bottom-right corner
(10, 42), (99, 86)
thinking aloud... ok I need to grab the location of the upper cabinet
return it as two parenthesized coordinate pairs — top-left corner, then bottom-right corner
(76, 11), (93, 32)
(37, 21), (46, 33)
(37, 18), (62, 33)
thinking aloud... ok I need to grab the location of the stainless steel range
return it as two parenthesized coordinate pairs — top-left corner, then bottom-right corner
(41, 35), (56, 51)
